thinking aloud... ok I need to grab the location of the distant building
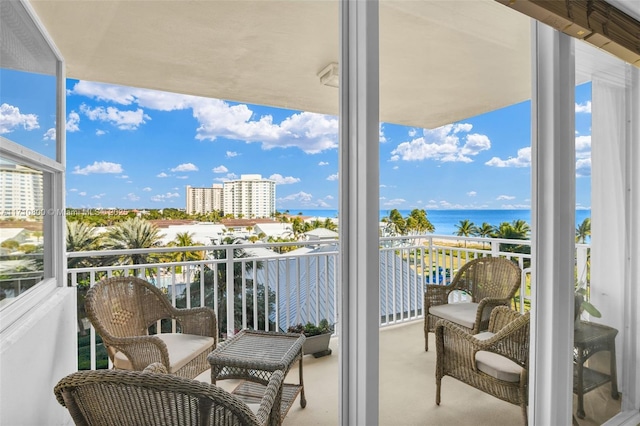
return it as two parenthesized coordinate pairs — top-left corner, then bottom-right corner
(0, 163), (43, 219)
(223, 174), (275, 219)
(185, 184), (223, 215)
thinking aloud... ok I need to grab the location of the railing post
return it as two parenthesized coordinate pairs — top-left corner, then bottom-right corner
(226, 246), (235, 338)
(490, 240), (500, 257)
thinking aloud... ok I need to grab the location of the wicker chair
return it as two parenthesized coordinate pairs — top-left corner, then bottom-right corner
(424, 256), (521, 351)
(54, 366), (284, 426)
(435, 306), (530, 425)
(85, 276), (217, 379)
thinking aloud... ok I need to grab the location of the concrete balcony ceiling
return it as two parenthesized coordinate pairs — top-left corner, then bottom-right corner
(29, 0), (534, 129)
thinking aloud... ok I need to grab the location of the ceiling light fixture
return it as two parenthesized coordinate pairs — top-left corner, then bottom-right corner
(318, 62), (339, 88)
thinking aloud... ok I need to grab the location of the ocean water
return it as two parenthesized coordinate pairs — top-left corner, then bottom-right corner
(291, 208), (591, 237)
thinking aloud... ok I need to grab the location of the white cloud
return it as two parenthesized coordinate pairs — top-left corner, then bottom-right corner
(497, 195), (516, 200)
(501, 203), (531, 209)
(70, 81), (339, 154)
(73, 161), (123, 175)
(213, 173), (238, 182)
(408, 128), (417, 137)
(318, 161), (329, 166)
(125, 193), (140, 201)
(226, 151), (239, 158)
(325, 195), (334, 200)
(194, 102), (338, 154)
(80, 104), (150, 130)
(327, 173), (339, 181)
(269, 174), (300, 184)
(212, 165), (228, 173)
(170, 163), (198, 172)
(96, 129), (107, 136)
(157, 172), (169, 178)
(91, 193), (106, 199)
(43, 128), (56, 141)
(69, 188), (78, 192)
(390, 123), (491, 163)
(69, 81), (194, 111)
(467, 191), (477, 197)
(78, 192), (87, 196)
(116, 175), (129, 179)
(575, 135), (591, 151)
(176, 175), (189, 179)
(576, 158), (591, 178)
(66, 111), (80, 132)
(485, 147), (531, 168)
(150, 192), (180, 202)
(0, 103), (39, 134)
(143, 187), (152, 192)
(277, 191), (331, 208)
(383, 198), (406, 206)
(576, 101), (592, 114)
(379, 123), (387, 143)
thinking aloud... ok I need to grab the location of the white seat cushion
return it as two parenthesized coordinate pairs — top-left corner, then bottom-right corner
(114, 333), (215, 372)
(474, 331), (495, 341)
(430, 302), (480, 329)
(475, 350), (522, 383)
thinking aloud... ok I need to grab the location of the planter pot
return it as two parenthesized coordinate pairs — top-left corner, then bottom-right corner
(303, 333), (332, 358)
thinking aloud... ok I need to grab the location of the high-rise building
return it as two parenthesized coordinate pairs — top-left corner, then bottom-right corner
(185, 184), (223, 215)
(0, 162), (43, 219)
(223, 174), (275, 219)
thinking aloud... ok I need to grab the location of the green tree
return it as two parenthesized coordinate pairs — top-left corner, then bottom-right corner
(167, 232), (204, 281)
(406, 209), (435, 234)
(454, 219), (477, 247)
(66, 220), (100, 269)
(494, 220), (531, 263)
(576, 217), (591, 243)
(102, 217), (164, 271)
(180, 237), (273, 335)
(475, 222), (495, 249)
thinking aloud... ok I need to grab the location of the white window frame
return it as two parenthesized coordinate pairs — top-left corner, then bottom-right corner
(0, 0), (65, 334)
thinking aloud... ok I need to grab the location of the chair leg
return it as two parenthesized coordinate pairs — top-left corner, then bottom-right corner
(435, 376), (441, 405)
(424, 316), (430, 351)
(521, 403), (527, 425)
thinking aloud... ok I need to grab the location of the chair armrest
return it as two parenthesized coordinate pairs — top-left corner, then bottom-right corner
(143, 362), (169, 374)
(253, 370), (285, 426)
(171, 306), (218, 344)
(488, 305), (524, 332)
(106, 335), (171, 371)
(474, 297), (513, 332)
(425, 284), (451, 309)
(436, 311), (530, 371)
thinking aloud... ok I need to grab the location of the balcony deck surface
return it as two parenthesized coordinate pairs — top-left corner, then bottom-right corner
(199, 320), (620, 425)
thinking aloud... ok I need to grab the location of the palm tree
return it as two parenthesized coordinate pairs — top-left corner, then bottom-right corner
(454, 219), (477, 247)
(475, 222), (494, 249)
(576, 217), (591, 243)
(102, 217), (164, 273)
(167, 232), (204, 281)
(406, 209), (435, 234)
(66, 220), (100, 269)
(66, 220), (100, 336)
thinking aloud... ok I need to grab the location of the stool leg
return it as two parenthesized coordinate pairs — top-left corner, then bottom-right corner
(299, 353), (307, 408)
(610, 339), (619, 399)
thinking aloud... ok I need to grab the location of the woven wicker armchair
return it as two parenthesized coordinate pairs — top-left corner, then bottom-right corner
(85, 276), (217, 378)
(54, 367), (284, 426)
(424, 256), (521, 351)
(435, 306), (530, 425)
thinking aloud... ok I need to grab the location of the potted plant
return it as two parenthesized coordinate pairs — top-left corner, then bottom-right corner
(287, 319), (333, 358)
(574, 281), (601, 328)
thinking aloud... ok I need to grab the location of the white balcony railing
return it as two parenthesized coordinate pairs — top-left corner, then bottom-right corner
(67, 235), (590, 370)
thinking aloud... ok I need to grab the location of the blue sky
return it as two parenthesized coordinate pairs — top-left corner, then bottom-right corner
(1, 70), (592, 211)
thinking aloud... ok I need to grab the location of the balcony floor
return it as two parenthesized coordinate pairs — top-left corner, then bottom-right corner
(200, 321), (620, 425)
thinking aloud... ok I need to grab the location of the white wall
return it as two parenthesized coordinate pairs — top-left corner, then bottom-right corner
(0, 287), (76, 425)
